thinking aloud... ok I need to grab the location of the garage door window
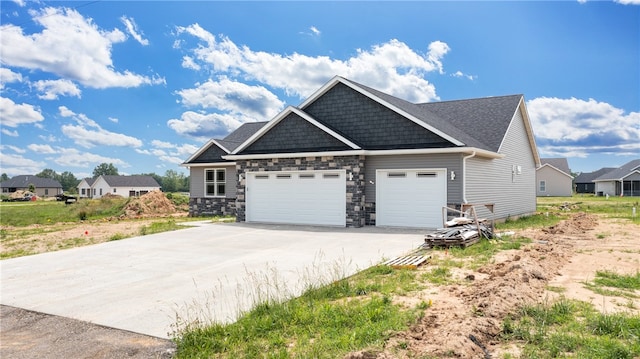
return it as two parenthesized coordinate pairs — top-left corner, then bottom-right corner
(205, 169), (226, 197)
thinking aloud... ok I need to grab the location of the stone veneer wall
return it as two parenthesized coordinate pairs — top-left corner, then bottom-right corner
(236, 155), (366, 227)
(189, 197), (236, 217)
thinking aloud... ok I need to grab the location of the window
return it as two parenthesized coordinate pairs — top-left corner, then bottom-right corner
(387, 172), (406, 178)
(99, 188), (103, 196)
(81, 188), (86, 195)
(45, 189), (49, 195)
(205, 169), (226, 197)
(113, 188), (117, 193)
(539, 180), (546, 192)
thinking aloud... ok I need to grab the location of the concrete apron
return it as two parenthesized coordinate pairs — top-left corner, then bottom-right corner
(0, 222), (423, 339)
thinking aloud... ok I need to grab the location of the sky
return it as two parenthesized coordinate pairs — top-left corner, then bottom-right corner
(0, 0), (638, 180)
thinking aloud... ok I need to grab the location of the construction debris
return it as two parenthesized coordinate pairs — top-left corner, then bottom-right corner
(424, 203), (496, 248)
(383, 255), (430, 269)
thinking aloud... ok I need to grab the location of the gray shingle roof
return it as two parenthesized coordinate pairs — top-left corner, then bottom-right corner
(100, 175), (160, 187)
(574, 167), (616, 183)
(222, 121), (269, 151)
(593, 159), (640, 181)
(0, 175), (62, 189)
(540, 158), (571, 174)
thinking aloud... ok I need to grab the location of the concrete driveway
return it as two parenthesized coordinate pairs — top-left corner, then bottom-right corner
(0, 222), (423, 339)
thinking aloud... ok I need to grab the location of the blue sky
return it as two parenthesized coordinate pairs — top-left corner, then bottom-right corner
(1, 0), (638, 179)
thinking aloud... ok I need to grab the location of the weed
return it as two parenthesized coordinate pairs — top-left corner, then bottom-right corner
(108, 233), (126, 241)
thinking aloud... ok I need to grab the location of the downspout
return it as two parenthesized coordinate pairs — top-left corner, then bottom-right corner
(462, 151), (476, 204)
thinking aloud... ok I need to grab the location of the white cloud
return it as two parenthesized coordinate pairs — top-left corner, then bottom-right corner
(53, 147), (129, 168)
(150, 140), (174, 149)
(120, 16), (149, 46)
(0, 153), (46, 176)
(0, 144), (26, 154)
(176, 24), (447, 103)
(28, 143), (57, 154)
(0, 97), (44, 127)
(0, 68), (23, 89)
(310, 26), (321, 36)
(177, 78), (285, 120)
(1, 7), (164, 89)
(2, 128), (19, 137)
(108, 117), (119, 123)
(452, 70), (477, 81)
(181, 56), (201, 71)
(58, 106), (143, 148)
(614, 0), (640, 4)
(33, 79), (81, 100)
(167, 111), (246, 141)
(528, 97), (640, 157)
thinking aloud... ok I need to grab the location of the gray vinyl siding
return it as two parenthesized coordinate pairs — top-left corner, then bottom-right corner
(465, 109), (537, 220)
(189, 165), (237, 198)
(536, 166), (573, 196)
(364, 153), (463, 203)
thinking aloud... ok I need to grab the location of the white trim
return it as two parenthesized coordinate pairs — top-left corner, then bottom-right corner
(224, 147), (503, 161)
(536, 163), (574, 179)
(204, 168), (227, 198)
(462, 151), (476, 203)
(183, 139), (230, 164)
(231, 106), (360, 154)
(299, 76), (464, 146)
(181, 162), (236, 168)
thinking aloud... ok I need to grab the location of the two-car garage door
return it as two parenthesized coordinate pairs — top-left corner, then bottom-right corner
(246, 170), (346, 226)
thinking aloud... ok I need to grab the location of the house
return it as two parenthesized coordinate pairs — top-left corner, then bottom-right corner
(593, 159), (640, 197)
(574, 167), (615, 194)
(183, 76), (541, 228)
(536, 158), (573, 197)
(77, 177), (96, 198)
(77, 175), (160, 199)
(0, 175), (62, 198)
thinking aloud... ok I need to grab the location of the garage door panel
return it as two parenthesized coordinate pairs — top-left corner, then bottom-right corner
(246, 171), (346, 226)
(376, 169), (446, 228)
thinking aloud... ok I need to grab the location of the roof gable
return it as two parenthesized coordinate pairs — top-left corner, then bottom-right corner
(235, 107), (358, 154)
(540, 158), (571, 174)
(574, 167), (615, 183)
(301, 82), (456, 150)
(184, 140), (231, 164)
(594, 159), (640, 181)
(0, 175), (62, 188)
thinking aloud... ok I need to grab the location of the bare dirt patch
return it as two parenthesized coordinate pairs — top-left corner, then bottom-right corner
(347, 213), (640, 359)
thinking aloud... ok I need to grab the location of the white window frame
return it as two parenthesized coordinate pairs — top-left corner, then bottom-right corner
(205, 168), (226, 197)
(539, 180), (546, 192)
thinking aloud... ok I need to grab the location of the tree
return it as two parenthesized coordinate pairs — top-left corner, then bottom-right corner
(93, 163), (119, 177)
(59, 171), (80, 193)
(0, 173), (9, 182)
(36, 168), (58, 179)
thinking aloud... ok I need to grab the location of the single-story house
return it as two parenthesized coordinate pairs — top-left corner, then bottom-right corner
(574, 167), (615, 194)
(536, 158), (573, 197)
(183, 76), (541, 228)
(77, 175), (160, 199)
(0, 175), (63, 198)
(593, 159), (640, 197)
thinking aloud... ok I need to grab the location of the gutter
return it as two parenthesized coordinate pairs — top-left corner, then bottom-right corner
(462, 151), (476, 204)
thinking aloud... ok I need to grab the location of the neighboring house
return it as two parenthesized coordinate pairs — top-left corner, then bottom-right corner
(536, 158), (573, 197)
(0, 175), (62, 198)
(77, 175), (161, 199)
(593, 159), (640, 197)
(183, 76), (541, 228)
(574, 167), (615, 194)
(77, 177), (96, 198)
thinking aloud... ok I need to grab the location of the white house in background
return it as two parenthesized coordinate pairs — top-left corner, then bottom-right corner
(536, 158), (573, 197)
(593, 159), (640, 197)
(77, 175), (161, 199)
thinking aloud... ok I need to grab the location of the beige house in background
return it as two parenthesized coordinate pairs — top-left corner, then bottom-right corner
(536, 158), (573, 197)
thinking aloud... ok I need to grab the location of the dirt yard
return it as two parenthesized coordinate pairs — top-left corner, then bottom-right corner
(1, 212), (639, 358)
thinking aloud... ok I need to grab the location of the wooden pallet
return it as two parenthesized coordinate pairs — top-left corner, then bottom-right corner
(382, 255), (430, 269)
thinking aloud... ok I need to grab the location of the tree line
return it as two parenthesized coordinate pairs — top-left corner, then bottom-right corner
(1, 163), (190, 194)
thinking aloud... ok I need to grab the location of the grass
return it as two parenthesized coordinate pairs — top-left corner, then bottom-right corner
(536, 195), (640, 223)
(583, 270), (640, 299)
(172, 265), (426, 358)
(501, 298), (640, 359)
(0, 197), (130, 226)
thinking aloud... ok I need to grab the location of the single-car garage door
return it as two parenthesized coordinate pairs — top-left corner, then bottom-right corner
(376, 169), (447, 228)
(246, 170), (346, 226)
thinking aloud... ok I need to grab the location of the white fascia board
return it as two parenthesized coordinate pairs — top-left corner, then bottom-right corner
(291, 107), (360, 149)
(621, 170), (640, 180)
(224, 147), (502, 160)
(299, 75), (343, 108)
(500, 97), (541, 167)
(183, 139), (229, 164)
(181, 162), (236, 168)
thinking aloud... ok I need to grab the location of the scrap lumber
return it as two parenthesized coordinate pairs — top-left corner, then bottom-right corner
(382, 255), (430, 269)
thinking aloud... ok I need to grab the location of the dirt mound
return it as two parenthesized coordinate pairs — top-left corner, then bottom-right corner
(121, 190), (176, 218)
(350, 214), (595, 359)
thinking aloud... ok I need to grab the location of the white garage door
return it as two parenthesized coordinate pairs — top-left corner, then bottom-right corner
(376, 169), (447, 228)
(246, 170), (346, 226)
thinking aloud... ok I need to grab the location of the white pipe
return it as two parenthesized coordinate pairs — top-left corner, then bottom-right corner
(462, 151), (476, 203)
